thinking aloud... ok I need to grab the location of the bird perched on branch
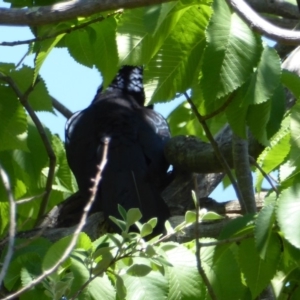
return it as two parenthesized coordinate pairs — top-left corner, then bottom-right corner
(65, 66), (171, 233)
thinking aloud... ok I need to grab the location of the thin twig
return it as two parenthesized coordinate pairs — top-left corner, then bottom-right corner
(198, 233), (253, 247)
(0, 11), (122, 47)
(183, 92), (246, 211)
(51, 96), (73, 119)
(0, 74), (57, 224)
(193, 185), (217, 300)
(202, 92), (236, 121)
(0, 165), (17, 287)
(16, 192), (46, 205)
(0, 138), (110, 300)
(249, 156), (279, 196)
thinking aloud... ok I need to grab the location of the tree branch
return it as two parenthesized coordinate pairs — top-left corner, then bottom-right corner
(226, 0), (300, 45)
(0, 0), (173, 26)
(0, 165), (16, 287)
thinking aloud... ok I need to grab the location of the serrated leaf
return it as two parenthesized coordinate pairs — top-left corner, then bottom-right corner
(255, 126), (290, 189)
(146, 5), (211, 102)
(70, 257), (115, 300)
(277, 184), (300, 249)
(10, 66), (53, 112)
(34, 34), (65, 83)
(242, 46), (281, 106)
(165, 244), (205, 299)
(239, 235), (281, 298)
(121, 267), (168, 300)
(66, 28), (94, 68)
(205, 246), (245, 299)
(90, 18), (118, 88)
(201, 0), (262, 110)
(255, 204), (276, 259)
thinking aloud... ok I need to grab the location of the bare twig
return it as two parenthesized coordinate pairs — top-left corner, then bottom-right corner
(193, 187), (217, 300)
(16, 192), (46, 205)
(51, 96), (73, 119)
(249, 156), (279, 196)
(198, 232), (253, 247)
(0, 74), (56, 225)
(0, 11), (121, 47)
(0, 165), (17, 287)
(183, 92), (246, 211)
(0, 138), (109, 300)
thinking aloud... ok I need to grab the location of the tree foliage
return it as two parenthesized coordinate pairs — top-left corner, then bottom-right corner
(1, 0), (300, 299)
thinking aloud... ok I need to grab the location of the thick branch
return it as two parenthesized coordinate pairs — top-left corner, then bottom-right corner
(164, 128), (263, 174)
(0, 0), (173, 26)
(226, 0), (300, 45)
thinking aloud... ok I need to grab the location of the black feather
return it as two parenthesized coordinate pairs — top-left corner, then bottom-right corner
(65, 66), (170, 234)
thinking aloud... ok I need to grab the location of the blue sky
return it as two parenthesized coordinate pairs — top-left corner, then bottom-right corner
(0, 9), (241, 203)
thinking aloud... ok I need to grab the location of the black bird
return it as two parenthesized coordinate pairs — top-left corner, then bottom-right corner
(65, 66), (170, 233)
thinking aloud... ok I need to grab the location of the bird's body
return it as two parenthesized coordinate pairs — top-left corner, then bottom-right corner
(65, 66), (170, 233)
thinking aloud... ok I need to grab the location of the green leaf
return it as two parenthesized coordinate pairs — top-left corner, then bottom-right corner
(42, 235), (74, 277)
(0, 85), (28, 151)
(126, 208), (142, 226)
(34, 34), (65, 83)
(242, 46), (281, 106)
(239, 235), (281, 298)
(225, 91), (248, 138)
(167, 101), (199, 136)
(70, 257), (115, 300)
(281, 69), (300, 100)
(76, 232), (92, 251)
(118, 204), (127, 221)
(126, 264), (152, 276)
(90, 18), (118, 88)
(255, 122), (290, 190)
(201, 0), (262, 110)
(206, 246), (245, 299)
(146, 4), (211, 102)
(185, 210), (196, 224)
(255, 204), (276, 259)
(51, 134), (77, 194)
(121, 267), (168, 300)
(9, 66), (53, 112)
(277, 184), (300, 249)
(109, 216), (127, 232)
(140, 223), (153, 237)
(165, 244), (205, 299)
(115, 274), (127, 300)
(65, 28), (94, 68)
(247, 100), (271, 145)
(201, 211), (223, 221)
(146, 218), (157, 229)
(290, 101), (300, 171)
(219, 214), (255, 239)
